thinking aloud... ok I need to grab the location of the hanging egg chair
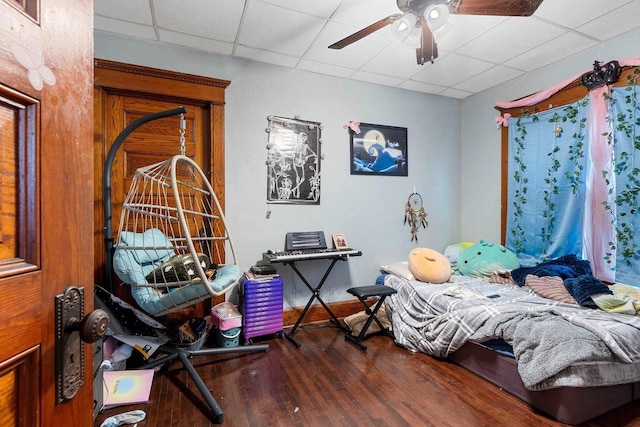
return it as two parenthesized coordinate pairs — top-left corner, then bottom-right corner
(109, 115), (240, 316)
(102, 107), (267, 425)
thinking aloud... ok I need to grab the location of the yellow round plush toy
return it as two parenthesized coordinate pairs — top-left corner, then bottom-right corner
(408, 247), (452, 284)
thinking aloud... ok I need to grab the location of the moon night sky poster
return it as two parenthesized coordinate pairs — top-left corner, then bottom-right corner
(350, 123), (407, 176)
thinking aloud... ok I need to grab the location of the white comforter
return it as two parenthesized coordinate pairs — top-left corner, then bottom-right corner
(384, 274), (640, 390)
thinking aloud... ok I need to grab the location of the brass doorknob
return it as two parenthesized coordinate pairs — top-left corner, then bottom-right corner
(66, 309), (110, 343)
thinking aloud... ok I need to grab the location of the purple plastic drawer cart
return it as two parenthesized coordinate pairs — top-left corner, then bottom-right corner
(239, 273), (284, 344)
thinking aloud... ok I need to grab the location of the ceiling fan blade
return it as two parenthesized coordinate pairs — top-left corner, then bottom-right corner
(416, 20), (438, 65)
(328, 14), (400, 49)
(451, 0), (544, 16)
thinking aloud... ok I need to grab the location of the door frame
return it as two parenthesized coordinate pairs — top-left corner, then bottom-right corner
(93, 59), (230, 297)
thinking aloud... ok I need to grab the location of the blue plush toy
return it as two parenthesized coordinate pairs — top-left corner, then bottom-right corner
(457, 240), (519, 277)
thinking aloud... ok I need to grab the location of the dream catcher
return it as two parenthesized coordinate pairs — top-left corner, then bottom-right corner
(404, 192), (428, 242)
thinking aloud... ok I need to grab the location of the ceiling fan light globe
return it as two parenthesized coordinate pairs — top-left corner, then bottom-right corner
(391, 12), (417, 41)
(424, 4), (449, 31)
(433, 21), (453, 41)
(402, 26), (422, 48)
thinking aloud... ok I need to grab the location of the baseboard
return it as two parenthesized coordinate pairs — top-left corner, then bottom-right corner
(283, 298), (371, 327)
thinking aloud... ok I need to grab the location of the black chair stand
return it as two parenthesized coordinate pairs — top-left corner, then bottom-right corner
(142, 344), (269, 424)
(345, 285), (397, 351)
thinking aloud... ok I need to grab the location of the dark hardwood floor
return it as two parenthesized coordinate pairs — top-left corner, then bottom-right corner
(95, 323), (640, 427)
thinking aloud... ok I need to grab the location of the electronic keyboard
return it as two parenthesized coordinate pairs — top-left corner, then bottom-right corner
(263, 248), (362, 263)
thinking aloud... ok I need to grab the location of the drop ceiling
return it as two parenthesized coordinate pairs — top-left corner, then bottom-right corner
(94, 0), (640, 99)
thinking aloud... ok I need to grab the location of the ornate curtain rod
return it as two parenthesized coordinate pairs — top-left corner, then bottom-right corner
(580, 60), (621, 90)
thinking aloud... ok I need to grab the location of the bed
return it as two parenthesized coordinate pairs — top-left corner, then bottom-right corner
(382, 268), (640, 425)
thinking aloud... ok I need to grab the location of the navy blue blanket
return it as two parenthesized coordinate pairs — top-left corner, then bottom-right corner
(510, 254), (592, 286)
(564, 275), (612, 307)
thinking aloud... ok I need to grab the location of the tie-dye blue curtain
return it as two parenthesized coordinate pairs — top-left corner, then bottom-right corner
(505, 99), (590, 267)
(506, 72), (640, 285)
(608, 78), (640, 284)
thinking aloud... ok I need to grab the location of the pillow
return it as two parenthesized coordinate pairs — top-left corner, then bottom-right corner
(118, 228), (175, 264)
(125, 264), (239, 316)
(112, 228), (240, 316)
(489, 270), (516, 285)
(457, 240), (519, 277)
(592, 294), (636, 315)
(380, 262), (414, 280)
(145, 253), (213, 283)
(610, 283), (640, 299)
(407, 247), (451, 284)
(525, 274), (577, 304)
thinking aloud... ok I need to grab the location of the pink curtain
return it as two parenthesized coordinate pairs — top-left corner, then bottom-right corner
(584, 86), (615, 282)
(496, 58), (640, 281)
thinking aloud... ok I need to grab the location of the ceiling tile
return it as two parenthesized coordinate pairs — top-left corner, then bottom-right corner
(306, 21), (392, 69)
(257, 0), (343, 18)
(93, 0), (640, 100)
(327, 0), (400, 28)
(296, 59), (355, 78)
(454, 65), (523, 93)
(95, 16), (157, 40)
(159, 29), (233, 56)
(234, 45), (300, 68)
(458, 17), (566, 63)
(576, 1), (640, 41)
(351, 70), (404, 88)
(238, 1), (326, 56)
(94, 0), (153, 24)
(535, 0), (631, 29)
(398, 80), (446, 94)
(436, 14), (506, 52)
(154, 0), (244, 42)
(363, 43), (430, 79)
(504, 32), (598, 71)
(439, 87), (473, 99)
(411, 53), (494, 87)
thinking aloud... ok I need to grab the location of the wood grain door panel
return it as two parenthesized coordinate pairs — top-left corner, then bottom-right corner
(0, 346), (39, 427)
(1, 1), (94, 426)
(0, 87), (39, 276)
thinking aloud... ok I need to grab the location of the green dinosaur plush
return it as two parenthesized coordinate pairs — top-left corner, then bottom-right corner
(457, 240), (519, 277)
(444, 241), (474, 272)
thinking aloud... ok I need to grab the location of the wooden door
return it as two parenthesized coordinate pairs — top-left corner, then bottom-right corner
(103, 96), (204, 260)
(94, 61), (229, 317)
(0, 1), (94, 426)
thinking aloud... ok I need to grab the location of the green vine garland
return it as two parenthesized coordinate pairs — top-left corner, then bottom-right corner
(509, 103), (587, 257)
(510, 115), (530, 251)
(603, 69), (640, 266)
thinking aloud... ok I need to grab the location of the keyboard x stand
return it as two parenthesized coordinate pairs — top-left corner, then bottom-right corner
(283, 256), (350, 348)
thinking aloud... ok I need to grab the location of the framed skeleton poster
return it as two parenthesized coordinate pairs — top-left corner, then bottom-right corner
(266, 115), (322, 204)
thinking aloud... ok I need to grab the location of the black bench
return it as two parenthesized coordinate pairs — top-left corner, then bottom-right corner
(345, 285), (397, 350)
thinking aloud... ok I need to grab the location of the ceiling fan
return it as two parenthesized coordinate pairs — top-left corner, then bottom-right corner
(328, 0), (544, 65)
